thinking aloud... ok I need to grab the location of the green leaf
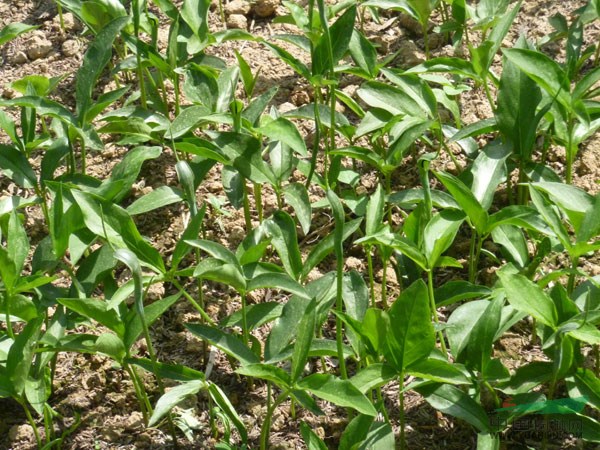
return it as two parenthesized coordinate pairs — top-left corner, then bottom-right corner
(502, 48), (571, 111)
(312, 6), (356, 76)
(491, 224), (529, 268)
(496, 40), (542, 161)
(265, 296), (312, 362)
(236, 363), (291, 387)
(149, 380), (207, 427)
(365, 184), (385, 236)
(423, 209), (465, 269)
(417, 383), (491, 432)
(385, 280), (434, 371)
(260, 117), (308, 157)
(181, 0), (211, 42)
(465, 296), (504, 373)
(76, 16), (129, 123)
(208, 383), (248, 443)
(71, 190), (165, 273)
(435, 281), (492, 307)
(6, 317), (43, 396)
(350, 363), (397, 393)
(297, 373), (377, 416)
(185, 324), (259, 365)
(95, 332), (126, 362)
(467, 141), (511, 210)
(497, 266), (558, 328)
(263, 211), (303, 279)
(166, 105), (211, 139)
(124, 293), (181, 349)
(8, 208), (29, 275)
(58, 297), (125, 337)
(0, 22), (37, 46)
(246, 272), (310, 300)
(283, 183), (312, 235)
(530, 182), (593, 236)
(110, 146), (162, 202)
(291, 298), (316, 382)
(435, 171), (487, 233)
(129, 357), (205, 382)
(214, 132), (276, 185)
(300, 421), (328, 450)
(407, 358), (469, 385)
(301, 218), (362, 280)
(0, 144), (37, 189)
(126, 186), (184, 215)
(349, 30), (377, 78)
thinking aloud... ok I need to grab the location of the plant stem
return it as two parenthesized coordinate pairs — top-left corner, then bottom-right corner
(17, 398), (42, 448)
(399, 375), (406, 450)
(366, 247), (376, 308)
(241, 293), (250, 346)
(260, 391), (288, 450)
(253, 183), (263, 223)
(242, 183), (252, 231)
(427, 270), (448, 357)
(381, 257), (388, 309)
(336, 249), (348, 380)
(172, 279), (216, 325)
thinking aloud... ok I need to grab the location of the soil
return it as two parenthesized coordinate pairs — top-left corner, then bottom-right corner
(0, 0), (599, 449)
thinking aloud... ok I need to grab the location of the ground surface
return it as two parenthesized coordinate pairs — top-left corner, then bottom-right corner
(0, 0), (599, 449)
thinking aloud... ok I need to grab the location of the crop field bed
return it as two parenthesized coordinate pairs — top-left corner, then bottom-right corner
(0, 0), (600, 449)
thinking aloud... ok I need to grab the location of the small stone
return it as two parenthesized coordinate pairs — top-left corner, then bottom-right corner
(291, 89), (310, 106)
(398, 13), (424, 35)
(397, 40), (425, 67)
(61, 39), (80, 57)
(253, 0), (279, 17)
(426, 32), (447, 51)
(57, 12), (80, 31)
(26, 35), (53, 60)
(225, 0), (251, 15)
(229, 225), (245, 243)
(125, 411), (144, 430)
(342, 84), (358, 97)
(226, 14), (248, 29)
(8, 51), (28, 64)
(345, 256), (363, 271)
(278, 101), (295, 114)
(2, 88), (17, 99)
(8, 424), (34, 442)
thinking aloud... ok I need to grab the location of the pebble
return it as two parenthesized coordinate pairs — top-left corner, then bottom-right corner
(224, 0), (251, 15)
(397, 40), (425, 67)
(226, 14), (248, 29)
(8, 51), (28, 65)
(8, 424), (34, 442)
(54, 12), (80, 32)
(253, 0), (279, 17)
(26, 35), (53, 60)
(61, 39), (80, 57)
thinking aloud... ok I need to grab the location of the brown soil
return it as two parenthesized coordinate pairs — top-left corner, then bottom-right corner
(0, 0), (599, 449)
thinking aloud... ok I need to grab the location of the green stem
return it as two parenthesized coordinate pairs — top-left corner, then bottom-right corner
(381, 257), (388, 309)
(375, 386), (390, 423)
(399, 374), (406, 450)
(17, 398), (42, 448)
(260, 391), (288, 450)
(468, 229), (477, 284)
(483, 78), (495, 113)
(253, 183), (263, 223)
(126, 364), (151, 424)
(336, 246), (348, 379)
(172, 279), (216, 325)
(427, 270), (448, 357)
(241, 292), (250, 346)
(366, 247), (376, 308)
(567, 256), (579, 295)
(242, 182), (252, 231)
